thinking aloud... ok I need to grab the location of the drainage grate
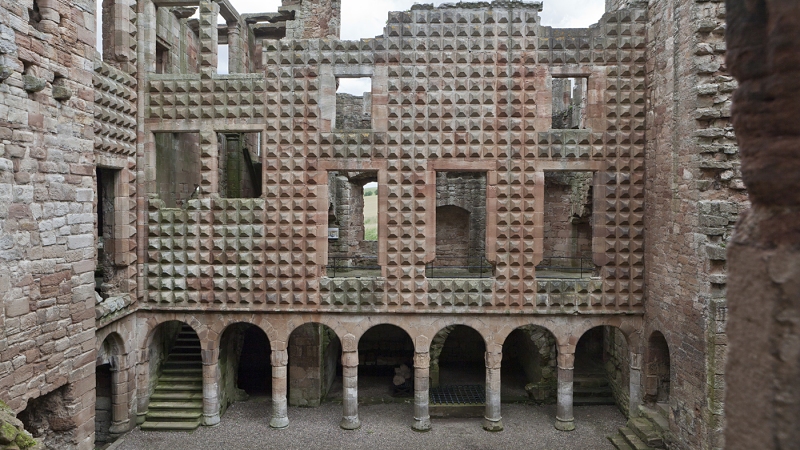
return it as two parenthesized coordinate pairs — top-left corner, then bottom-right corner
(429, 384), (485, 405)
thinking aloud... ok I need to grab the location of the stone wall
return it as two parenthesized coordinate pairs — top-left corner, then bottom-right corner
(0, 0), (98, 447)
(283, 0), (341, 40)
(289, 324), (324, 407)
(642, 0), (745, 448)
(725, 2), (800, 449)
(435, 172), (486, 264)
(541, 171), (593, 267)
(154, 133), (202, 208)
(335, 93), (371, 130)
(604, 326), (630, 417)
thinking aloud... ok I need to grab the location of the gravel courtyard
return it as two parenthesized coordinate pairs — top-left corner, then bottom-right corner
(111, 399), (623, 450)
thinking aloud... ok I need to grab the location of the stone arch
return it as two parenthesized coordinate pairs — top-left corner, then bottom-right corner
(645, 330), (671, 404)
(136, 317), (205, 428)
(500, 325), (558, 403)
(428, 324), (487, 388)
(208, 315), (279, 354)
(217, 322), (272, 414)
(95, 332), (129, 445)
(140, 314), (205, 358)
(573, 324), (631, 411)
(356, 324), (415, 397)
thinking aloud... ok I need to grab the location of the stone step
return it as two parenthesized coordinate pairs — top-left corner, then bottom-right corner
(145, 410), (203, 420)
(573, 385), (613, 396)
(619, 426), (654, 450)
(629, 417), (664, 448)
(140, 419), (201, 431)
(151, 391), (203, 401)
(148, 400), (203, 410)
(608, 434), (635, 450)
(156, 377), (203, 391)
(573, 396), (616, 406)
(638, 404), (669, 432)
(656, 402), (669, 418)
(162, 361), (202, 370)
(162, 367), (202, 375)
(160, 374), (203, 382)
(573, 375), (610, 388)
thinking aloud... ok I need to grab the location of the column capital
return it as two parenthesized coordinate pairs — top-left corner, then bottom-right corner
(414, 352), (430, 369)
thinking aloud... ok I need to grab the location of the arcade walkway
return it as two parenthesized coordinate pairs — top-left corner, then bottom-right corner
(110, 399), (624, 450)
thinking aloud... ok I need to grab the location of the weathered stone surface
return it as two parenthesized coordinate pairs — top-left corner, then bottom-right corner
(725, 2), (800, 450)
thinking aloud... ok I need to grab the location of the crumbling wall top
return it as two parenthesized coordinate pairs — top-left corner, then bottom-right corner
(410, 1), (543, 11)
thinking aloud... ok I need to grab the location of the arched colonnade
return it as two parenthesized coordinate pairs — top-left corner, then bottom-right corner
(96, 312), (645, 433)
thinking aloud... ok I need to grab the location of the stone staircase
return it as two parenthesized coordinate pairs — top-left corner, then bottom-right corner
(608, 403), (670, 450)
(573, 373), (615, 406)
(141, 326), (204, 431)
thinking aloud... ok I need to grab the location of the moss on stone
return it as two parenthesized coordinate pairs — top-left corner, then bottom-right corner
(13, 429), (36, 449)
(0, 421), (19, 444)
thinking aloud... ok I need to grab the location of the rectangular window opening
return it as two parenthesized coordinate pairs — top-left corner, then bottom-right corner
(154, 132), (202, 208)
(96, 167), (120, 298)
(335, 77), (373, 130)
(218, 132), (262, 198)
(326, 171), (380, 278)
(429, 171), (492, 279)
(155, 42), (169, 74)
(217, 44), (229, 74)
(551, 77), (588, 130)
(537, 171), (597, 279)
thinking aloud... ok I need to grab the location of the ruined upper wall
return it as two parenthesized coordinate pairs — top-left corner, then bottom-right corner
(142, 2), (648, 313)
(283, 0), (341, 40)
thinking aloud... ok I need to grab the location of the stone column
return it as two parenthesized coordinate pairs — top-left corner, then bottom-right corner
(340, 349), (360, 430)
(135, 351), (149, 425)
(226, 21), (243, 74)
(202, 359), (220, 426)
(412, 351), (431, 431)
(270, 349), (289, 428)
(198, 0), (220, 78)
(109, 355), (131, 435)
(483, 345), (503, 432)
(628, 351), (643, 417)
(555, 351), (575, 431)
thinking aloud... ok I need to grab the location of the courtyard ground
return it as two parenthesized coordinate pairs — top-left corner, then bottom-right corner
(110, 399), (623, 450)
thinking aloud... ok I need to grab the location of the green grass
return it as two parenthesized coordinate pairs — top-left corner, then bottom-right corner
(363, 192), (378, 240)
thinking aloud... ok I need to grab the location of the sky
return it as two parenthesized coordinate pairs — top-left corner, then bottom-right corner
(99, 0), (605, 91)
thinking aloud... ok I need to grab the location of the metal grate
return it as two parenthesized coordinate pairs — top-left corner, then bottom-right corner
(429, 385), (485, 405)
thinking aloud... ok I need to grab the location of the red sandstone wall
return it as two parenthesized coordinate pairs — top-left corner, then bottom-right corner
(0, 1), (98, 448)
(642, 0), (745, 448)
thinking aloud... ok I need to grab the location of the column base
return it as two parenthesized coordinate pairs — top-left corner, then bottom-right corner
(340, 415), (361, 430)
(412, 417), (431, 432)
(135, 412), (147, 425)
(109, 419), (130, 434)
(483, 417), (503, 432)
(270, 416), (289, 429)
(203, 413), (220, 427)
(554, 417), (575, 431)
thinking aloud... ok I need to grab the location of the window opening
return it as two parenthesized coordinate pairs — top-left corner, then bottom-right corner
(551, 77), (588, 129)
(154, 132), (202, 208)
(326, 171), (379, 277)
(218, 132), (261, 198)
(96, 167), (120, 298)
(428, 172), (491, 278)
(155, 42), (169, 74)
(335, 77), (372, 130)
(536, 171), (597, 278)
